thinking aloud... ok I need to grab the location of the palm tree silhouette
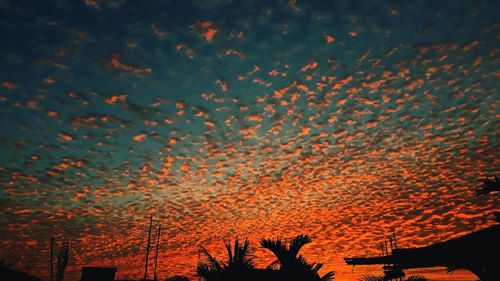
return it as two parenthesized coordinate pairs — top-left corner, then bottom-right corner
(196, 239), (254, 280)
(260, 234), (335, 281)
(197, 235), (334, 281)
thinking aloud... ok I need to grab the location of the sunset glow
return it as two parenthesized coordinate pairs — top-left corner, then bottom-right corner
(0, 1), (499, 281)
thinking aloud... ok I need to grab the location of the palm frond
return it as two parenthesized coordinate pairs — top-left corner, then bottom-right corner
(406, 275), (428, 281)
(289, 234), (312, 257)
(225, 241), (233, 267)
(260, 238), (289, 266)
(229, 239), (254, 269)
(199, 246), (223, 272)
(310, 261), (324, 273)
(360, 275), (385, 281)
(320, 270), (335, 281)
(261, 234), (335, 280)
(266, 259), (280, 269)
(195, 263), (212, 278)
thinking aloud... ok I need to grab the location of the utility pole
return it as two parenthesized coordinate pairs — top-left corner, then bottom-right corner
(153, 223), (161, 281)
(144, 215), (153, 281)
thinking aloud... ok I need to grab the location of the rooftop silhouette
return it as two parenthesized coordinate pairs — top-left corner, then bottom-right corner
(0, 260), (41, 281)
(345, 225), (499, 280)
(344, 176), (500, 281)
(81, 267), (117, 281)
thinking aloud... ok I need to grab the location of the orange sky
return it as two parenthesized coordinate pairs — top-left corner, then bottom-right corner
(0, 1), (499, 280)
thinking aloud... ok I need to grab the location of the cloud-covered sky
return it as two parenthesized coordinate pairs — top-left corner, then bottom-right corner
(0, 0), (498, 280)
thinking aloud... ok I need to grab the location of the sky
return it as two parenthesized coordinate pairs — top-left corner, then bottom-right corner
(0, 0), (499, 280)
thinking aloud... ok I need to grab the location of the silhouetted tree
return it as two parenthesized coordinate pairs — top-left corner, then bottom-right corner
(0, 260), (41, 281)
(196, 239), (254, 280)
(260, 234), (335, 281)
(197, 235), (334, 281)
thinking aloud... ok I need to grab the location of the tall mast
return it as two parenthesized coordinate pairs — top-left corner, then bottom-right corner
(55, 239), (69, 281)
(50, 237), (54, 281)
(154, 223), (161, 281)
(144, 215), (153, 281)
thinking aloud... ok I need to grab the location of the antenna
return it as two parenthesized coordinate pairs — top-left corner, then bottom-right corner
(384, 240), (389, 256)
(144, 215), (153, 281)
(153, 223), (161, 281)
(380, 241), (388, 268)
(393, 229), (398, 249)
